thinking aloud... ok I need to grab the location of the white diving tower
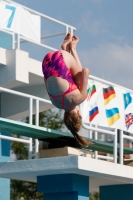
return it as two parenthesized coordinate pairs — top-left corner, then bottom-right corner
(0, 1), (133, 200)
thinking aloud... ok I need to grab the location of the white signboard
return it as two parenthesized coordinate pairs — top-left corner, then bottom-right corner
(81, 79), (133, 133)
(0, 1), (40, 42)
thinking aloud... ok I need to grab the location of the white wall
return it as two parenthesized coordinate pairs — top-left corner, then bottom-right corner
(0, 48), (54, 119)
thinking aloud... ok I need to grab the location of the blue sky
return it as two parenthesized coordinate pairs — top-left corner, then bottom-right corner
(13, 0), (133, 89)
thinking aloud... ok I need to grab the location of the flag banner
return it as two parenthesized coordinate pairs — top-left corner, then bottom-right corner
(125, 113), (133, 131)
(87, 84), (96, 101)
(121, 89), (133, 132)
(81, 78), (133, 133)
(106, 108), (120, 126)
(18, 6), (40, 42)
(103, 86), (116, 105)
(123, 93), (132, 109)
(89, 104), (99, 122)
(0, 1), (40, 42)
(81, 80), (102, 123)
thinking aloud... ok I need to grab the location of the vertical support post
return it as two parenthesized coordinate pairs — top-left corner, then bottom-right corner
(70, 28), (73, 35)
(35, 99), (39, 159)
(29, 98), (33, 125)
(28, 98), (33, 159)
(89, 123), (92, 139)
(66, 26), (69, 35)
(12, 32), (15, 49)
(113, 129), (117, 163)
(17, 34), (20, 49)
(37, 174), (89, 200)
(120, 130), (123, 165)
(94, 125), (98, 159)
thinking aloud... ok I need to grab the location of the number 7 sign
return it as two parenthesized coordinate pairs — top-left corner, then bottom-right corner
(5, 5), (16, 28)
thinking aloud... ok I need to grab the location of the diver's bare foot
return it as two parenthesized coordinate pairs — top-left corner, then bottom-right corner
(61, 32), (72, 53)
(69, 35), (79, 50)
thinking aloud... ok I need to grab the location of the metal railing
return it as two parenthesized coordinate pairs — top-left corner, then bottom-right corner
(82, 74), (133, 165)
(1, 0), (76, 52)
(0, 0), (133, 165)
(0, 84), (133, 164)
(0, 0), (76, 160)
(0, 86), (52, 159)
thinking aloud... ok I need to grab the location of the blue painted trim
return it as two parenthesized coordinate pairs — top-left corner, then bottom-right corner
(0, 92), (1, 117)
(37, 174), (89, 200)
(45, 192), (87, 200)
(100, 184), (133, 200)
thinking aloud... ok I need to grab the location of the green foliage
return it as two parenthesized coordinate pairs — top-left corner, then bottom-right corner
(90, 192), (100, 200)
(10, 110), (64, 200)
(28, 109), (64, 130)
(10, 181), (42, 200)
(11, 135), (28, 160)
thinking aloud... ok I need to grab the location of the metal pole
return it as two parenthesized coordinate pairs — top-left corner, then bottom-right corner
(94, 126), (98, 160)
(12, 33), (15, 49)
(35, 99), (39, 159)
(120, 130), (123, 165)
(66, 26), (69, 35)
(113, 129), (117, 163)
(89, 123), (92, 138)
(17, 34), (20, 49)
(70, 28), (73, 35)
(28, 98), (33, 159)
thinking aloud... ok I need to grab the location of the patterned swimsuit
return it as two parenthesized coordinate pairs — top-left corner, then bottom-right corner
(42, 50), (78, 109)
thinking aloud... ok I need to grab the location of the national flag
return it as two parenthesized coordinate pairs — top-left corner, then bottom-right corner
(125, 113), (133, 130)
(89, 105), (99, 122)
(87, 84), (96, 101)
(103, 86), (116, 105)
(123, 93), (132, 109)
(106, 108), (120, 126)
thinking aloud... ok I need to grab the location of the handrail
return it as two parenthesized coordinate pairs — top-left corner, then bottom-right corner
(89, 75), (133, 94)
(1, 0), (76, 52)
(0, 84), (132, 164)
(83, 123), (116, 135)
(0, 86), (52, 159)
(83, 123), (118, 163)
(0, 87), (52, 104)
(0, 0), (76, 160)
(0, 134), (30, 144)
(18, 35), (58, 52)
(3, 0), (76, 29)
(0, 0), (133, 164)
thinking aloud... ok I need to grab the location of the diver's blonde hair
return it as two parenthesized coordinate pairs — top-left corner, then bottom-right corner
(64, 110), (89, 147)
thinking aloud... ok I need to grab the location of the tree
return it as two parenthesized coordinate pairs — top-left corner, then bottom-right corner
(10, 109), (64, 200)
(90, 192), (100, 200)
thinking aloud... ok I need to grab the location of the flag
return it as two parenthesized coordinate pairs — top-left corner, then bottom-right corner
(87, 84), (96, 101)
(89, 105), (99, 122)
(106, 108), (120, 126)
(103, 86), (116, 105)
(125, 113), (133, 130)
(123, 93), (132, 109)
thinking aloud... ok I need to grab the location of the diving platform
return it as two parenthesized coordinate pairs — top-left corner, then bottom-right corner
(0, 156), (133, 199)
(0, 117), (133, 155)
(1, 0), (133, 199)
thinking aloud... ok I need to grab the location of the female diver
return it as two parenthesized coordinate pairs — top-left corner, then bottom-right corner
(42, 33), (90, 147)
